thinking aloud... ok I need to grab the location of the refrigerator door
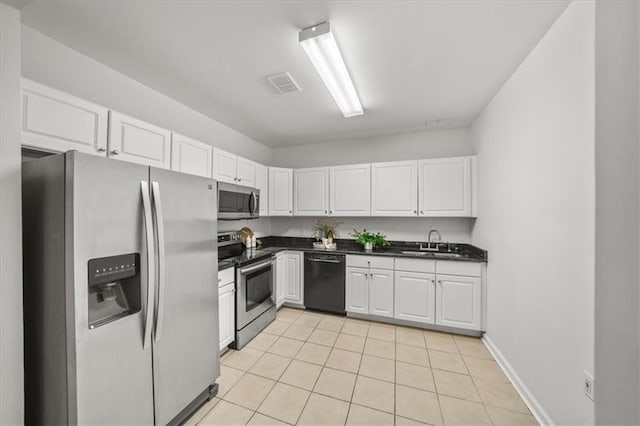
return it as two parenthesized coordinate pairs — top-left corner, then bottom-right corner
(69, 152), (155, 424)
(149, 167), (219, 424)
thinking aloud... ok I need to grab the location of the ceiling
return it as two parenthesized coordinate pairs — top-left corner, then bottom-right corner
(20, 1), (569, 148)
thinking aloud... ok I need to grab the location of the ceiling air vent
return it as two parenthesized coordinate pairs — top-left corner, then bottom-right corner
(267, 72), (301, 94)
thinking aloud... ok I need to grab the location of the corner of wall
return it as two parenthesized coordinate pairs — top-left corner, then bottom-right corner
(0, 2), (24, 423)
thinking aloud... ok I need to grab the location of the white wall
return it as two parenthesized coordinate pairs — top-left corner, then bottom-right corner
(271, 128), (472, 168)
(270, 217), (472, 244)
(593, 1), (640, 424)
(470, 2), (595, 424)
(218, 217), (271, 239)
(0, 3), (24, 424)
(20, 25), (272, 165)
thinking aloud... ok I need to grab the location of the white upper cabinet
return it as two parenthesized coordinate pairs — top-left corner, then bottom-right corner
(269, 167), (293, 216)
(294, 167), (330, 216)
(20, 78), (108, 156)
(255, 163), (269, 217)
(418, 156), (473, 217)
(108, 111), (171, 169)
(170, 133), (212, 178)
(213, 148), (256, 187)
(371, 160), (418, 216)
(236, 157), (256, 187)
(329, 164), (371, 216)
(212, 148), (238, 184)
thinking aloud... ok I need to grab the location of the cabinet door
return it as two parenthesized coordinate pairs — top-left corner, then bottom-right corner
(269, 167), (293, 216)
(294, 167), (329, 216)
(371, 161), (418, 216)
(329, 164), (371, 216)
(212, 148), (237, 184)
(255, 163), (269, 217)
(170, 133), (212, 178)
(218, 283), (235, 351)
(394, 271), (436, 324)
(275, 253), (286, 308)
(108, 111), (171, 169)
(236, 157), (256, 187)
(369, 268), (394, 318)
(436, 274), (482, 331)
(21, 78), (108, 156)
(346, 267), (369, 314)
(284, 252), (303, 304)
(418, 157), (471, 216)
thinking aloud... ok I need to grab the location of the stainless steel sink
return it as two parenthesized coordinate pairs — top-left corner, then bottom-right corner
(400, 251), (466, 258)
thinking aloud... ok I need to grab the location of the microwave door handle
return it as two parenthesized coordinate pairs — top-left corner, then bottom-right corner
(250, 191), (257, 215)
(141, 182), (155, 350)
(151, 181), (166, 343)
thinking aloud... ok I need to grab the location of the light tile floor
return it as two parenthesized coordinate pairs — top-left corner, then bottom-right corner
(186, 307), (537, 426)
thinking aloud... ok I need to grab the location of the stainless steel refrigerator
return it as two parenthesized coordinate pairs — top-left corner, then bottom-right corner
(22, 151), (219, 425)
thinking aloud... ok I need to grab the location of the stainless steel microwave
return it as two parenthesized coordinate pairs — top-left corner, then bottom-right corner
(217, 182), (260, 220)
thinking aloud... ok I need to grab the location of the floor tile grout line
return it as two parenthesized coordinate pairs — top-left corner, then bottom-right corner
(344, 338), (368, 425)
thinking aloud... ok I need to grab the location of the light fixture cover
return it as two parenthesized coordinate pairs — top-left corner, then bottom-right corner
(299, 22), (364, 118)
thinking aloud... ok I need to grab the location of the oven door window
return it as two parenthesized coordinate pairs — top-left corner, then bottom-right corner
(245, 265), (272, 312)
(219, 190), (252, 214)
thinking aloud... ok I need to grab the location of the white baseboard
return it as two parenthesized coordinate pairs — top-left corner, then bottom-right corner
(482, 334), (554, 426)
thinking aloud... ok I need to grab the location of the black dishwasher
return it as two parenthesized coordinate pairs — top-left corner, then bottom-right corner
(304, 252), (346, 315)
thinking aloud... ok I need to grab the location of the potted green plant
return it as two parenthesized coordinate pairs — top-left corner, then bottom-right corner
(350, 229), (391, 251)
(313, 219), (342, 244)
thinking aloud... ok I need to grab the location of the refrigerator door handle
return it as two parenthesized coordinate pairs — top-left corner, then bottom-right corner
(141, 181), (155, 350)
(151, 181), (166, 343)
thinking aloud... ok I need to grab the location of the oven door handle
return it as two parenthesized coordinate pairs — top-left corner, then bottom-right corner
(239, 258), (275, 275)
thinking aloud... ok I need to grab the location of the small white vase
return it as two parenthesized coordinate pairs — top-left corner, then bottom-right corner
(364, 241), (373, 251)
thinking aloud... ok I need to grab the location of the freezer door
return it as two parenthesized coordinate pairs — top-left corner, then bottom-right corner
(150, 167), (219, 424)
(69, 152), (155, 424)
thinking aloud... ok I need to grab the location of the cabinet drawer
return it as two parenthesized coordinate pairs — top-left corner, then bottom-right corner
(346, 255), (394, 270)
(218, 267), (235, 288)
(394, 258), (436, 273)
(436, 260), (482, 277)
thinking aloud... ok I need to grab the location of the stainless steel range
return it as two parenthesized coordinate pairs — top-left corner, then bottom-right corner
(218, 231), (276, 349)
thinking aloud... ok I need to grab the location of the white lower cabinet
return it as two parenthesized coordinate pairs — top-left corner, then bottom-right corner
(218, 268), (235, 351)
(274, 251), (304, 306)
(346, 267), (369, 314)
(369, 269), (394, 318)
(436, 274), (482, 331)
(275, 252), (286, 308)
(285, 251), (303, 304)
(347, 255), (484, 332)
(394, 271), (436, 324)
(346, 256), (394, 318)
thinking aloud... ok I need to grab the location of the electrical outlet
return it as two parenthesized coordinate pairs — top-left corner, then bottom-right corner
(584, 371), (594, 400)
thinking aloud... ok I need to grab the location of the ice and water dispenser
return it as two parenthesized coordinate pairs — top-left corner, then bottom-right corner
(87, 253), (142, 329)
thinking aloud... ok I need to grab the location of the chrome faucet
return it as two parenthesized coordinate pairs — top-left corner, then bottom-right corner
(419, 229), (442, 251)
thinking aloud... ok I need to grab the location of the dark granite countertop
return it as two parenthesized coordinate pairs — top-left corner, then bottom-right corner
(256, 237), (487, 263)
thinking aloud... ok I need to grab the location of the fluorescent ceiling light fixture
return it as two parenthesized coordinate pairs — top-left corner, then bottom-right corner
(299, 22), (364, 118)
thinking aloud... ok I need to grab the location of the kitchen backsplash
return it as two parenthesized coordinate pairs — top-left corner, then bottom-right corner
(268, 217), (473, 243)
